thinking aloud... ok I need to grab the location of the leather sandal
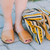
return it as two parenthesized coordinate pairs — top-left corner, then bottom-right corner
(1, 30), (14, 43)
(14, 25), (32, 44)
(18, 30), (33, 44)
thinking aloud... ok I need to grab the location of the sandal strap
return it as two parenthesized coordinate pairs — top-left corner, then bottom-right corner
(1, 30), (14, 43)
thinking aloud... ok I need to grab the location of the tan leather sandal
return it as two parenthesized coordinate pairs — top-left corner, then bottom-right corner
(18, 30), (33, 44)
(1, 30), (14, 43)
(14, 25), (32, 44)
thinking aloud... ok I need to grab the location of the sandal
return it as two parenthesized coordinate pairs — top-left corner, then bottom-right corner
(1, 30), (14, 43)
(23, 9), (46, 44)
(13, 25), (32, 44)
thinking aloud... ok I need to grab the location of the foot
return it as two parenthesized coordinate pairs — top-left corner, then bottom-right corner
(2, 22), (13, 43)
(15, 23), (32, 43)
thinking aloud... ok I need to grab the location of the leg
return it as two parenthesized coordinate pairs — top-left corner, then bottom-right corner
(1, 0), (14, 43)
(1, 0), (14, 30)
(15, 0), (28, 33)
(15, 0), (32, 43)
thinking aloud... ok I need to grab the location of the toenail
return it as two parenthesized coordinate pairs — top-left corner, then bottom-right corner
(25, 40), (28, 42)
(6, 40), (9, 41)
(30, 39), (31, 41)
(9, 39), (12, 42)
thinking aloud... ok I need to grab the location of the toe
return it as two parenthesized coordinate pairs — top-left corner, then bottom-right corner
(9, 39), (12, 42)
(25, 39), (31, 43)
(5, 40), (9, 42)
(5, 39), (12, 43)
(25, 40), (28, 43)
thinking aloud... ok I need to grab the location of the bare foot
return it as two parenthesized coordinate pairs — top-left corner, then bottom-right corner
(15, 23), (31, 43)
(2, 21), (13, 43)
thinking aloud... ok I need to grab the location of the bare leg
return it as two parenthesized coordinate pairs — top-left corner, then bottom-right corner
(15, 0), (32, 43)
(1, 0), (14, 42)
(15, 0), (28, 32)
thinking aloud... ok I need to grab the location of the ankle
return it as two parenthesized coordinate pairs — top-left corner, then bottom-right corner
(15, 23), (24, 33)
(3, 21), (13, 30)
(3, 23), (13, 31)
(4, 16), (12, 23)
(4, 16), (13, 26)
